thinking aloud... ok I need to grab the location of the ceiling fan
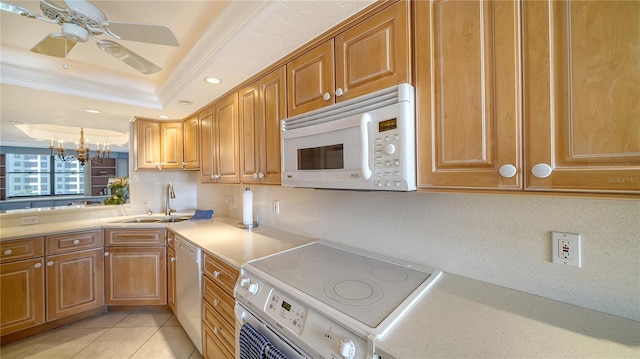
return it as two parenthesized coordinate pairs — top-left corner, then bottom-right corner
(0, 0), (179, 74)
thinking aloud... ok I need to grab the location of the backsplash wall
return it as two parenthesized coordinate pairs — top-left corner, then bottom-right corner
(197, 183), (640, 321)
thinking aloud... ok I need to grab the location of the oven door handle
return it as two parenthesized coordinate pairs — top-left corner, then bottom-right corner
(360, 113), (373, 180)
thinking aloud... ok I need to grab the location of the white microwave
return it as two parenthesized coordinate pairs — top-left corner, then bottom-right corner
(281, 84), (416, 191)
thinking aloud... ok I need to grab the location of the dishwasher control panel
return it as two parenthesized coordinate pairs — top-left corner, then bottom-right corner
(266, 290), (307, 335)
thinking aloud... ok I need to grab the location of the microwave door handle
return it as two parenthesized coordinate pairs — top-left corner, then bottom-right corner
(360, 114), (373, 180)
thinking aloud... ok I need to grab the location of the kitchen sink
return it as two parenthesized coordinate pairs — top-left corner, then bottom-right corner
(116, 215), (192, 224)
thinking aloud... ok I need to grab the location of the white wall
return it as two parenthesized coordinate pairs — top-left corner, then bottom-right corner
(129, 171), (198, 214)
(197, 182), (640, 321)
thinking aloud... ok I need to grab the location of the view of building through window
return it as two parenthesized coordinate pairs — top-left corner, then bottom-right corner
(6, 154), (84, 197)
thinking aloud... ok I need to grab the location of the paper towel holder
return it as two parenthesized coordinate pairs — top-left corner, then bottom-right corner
(237, 221), (258, 229)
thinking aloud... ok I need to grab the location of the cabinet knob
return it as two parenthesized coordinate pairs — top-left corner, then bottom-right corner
(170, 257), (176, 262)
(258, 172), (264, 179)
(323, 92), (331, 101)
(531, 163), (553, 178)
(104, 252), (110, 257)
(34, 263), (42, 268)
(213, 326), (221, 334)
(168, 237), (173, 243)
(335, 88), (344, 97)
(4, 249), (13, 255)
(72, 239), (80, 245)
(253, 173), (258, 179)
(213, 270), (221, 278)
(181, 162), (187, 168)
(499, 164), (517, 178)
(213, 299), (220, 306)
(47, 261), (54, 267)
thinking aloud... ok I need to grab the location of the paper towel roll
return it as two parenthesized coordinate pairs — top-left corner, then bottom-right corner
(243, 188), (253, 225)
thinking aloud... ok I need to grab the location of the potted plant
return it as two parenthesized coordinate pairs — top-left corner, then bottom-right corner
(104, 177), (129, 205)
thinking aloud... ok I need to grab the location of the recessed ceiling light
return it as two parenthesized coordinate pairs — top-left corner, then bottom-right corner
(158, 115), (169, 119)
(178, 100), (193, 105)
(204, 77), (222, 84)
(84, 109), (100, 114)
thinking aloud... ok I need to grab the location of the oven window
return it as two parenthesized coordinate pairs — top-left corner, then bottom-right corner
(298, 144), (344, 170)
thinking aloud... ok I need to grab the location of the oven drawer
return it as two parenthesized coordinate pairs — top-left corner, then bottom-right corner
(203, 300), (235, 356)
(46, 230), (103, 255)
(203, 322), (234, 359)
(0, 237), (44, 263)
(202, 252), (238, 295)
(202, 275), (234, 325)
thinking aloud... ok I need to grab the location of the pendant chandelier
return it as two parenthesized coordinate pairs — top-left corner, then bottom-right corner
(49, 128), (110, 166)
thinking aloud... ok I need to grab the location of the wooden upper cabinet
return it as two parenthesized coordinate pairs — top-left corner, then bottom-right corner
(241, 66), (286, 184)
(200, 93), (240, 183)
(416, 0), (522, 189)
(287, 40), (335, 116)
(133, 119), (160, 170)
(183, 115), (200, 170)
(335, 0), (410, 101)
(523, 0), (640, 193)
(287, 1), (410, 116)
(160, 122), (184, 170)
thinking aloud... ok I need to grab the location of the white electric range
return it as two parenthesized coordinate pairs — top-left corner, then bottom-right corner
(234, 241), (442, 359)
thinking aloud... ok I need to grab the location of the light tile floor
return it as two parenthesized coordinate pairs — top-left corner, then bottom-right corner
(0, 310), (203, 359)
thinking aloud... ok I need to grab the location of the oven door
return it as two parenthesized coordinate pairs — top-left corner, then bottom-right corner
(282, 112), (376, 190)
(235, 302), (310, 359)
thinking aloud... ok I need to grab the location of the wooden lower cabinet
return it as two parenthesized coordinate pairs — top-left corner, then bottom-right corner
(46, 248), (104, 321)
(201, 253), (238, 359)
(104, 247), (167, 305)
(167, 247), (176, 314)
(0, 258), (45, 335)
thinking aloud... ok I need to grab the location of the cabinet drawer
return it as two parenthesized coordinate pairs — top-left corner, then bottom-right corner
(0, 237), (44, 263)
(202, 276), (234, 326)
(46, 230), (103, 255)
(202, 253), (238, 295)
(203, 300), (235, 356)
(104, 228), (166, 246)
(203, 322), (234, 359)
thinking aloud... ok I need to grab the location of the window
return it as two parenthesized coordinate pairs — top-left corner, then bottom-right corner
(6, 154), (85, 198)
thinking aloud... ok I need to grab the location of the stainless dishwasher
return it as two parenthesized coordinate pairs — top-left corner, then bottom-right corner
(175, 235), (202, 354)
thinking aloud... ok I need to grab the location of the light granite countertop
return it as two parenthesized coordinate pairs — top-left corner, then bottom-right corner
(0, 214), (637, 358)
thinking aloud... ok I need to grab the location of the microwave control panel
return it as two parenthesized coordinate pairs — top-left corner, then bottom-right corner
(374, 118), (406, 189)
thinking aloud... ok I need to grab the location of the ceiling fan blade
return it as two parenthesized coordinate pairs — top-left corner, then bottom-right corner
(102, 22), (179, 47)
(31, 34), (77, 58)
(0, 1), (41, 18)
(96, 40), (161, 74)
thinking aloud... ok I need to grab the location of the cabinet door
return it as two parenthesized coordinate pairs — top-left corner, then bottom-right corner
(239, 81), (261, 183)
(183, 115), (200, 170)
(160, 122), (184, 170)
(134, 119), (160, 170)
(335, 0), (410, 102)
(104, 247), (167, 305)
(416, 0), (522, 189)
(200, 106), (216, 182)
(167, 247), (176, 315)
(524, 0), (640, 193)
(203, 322), (234, 359)
(287, 40), (335, 116)
(46, 248), (104, 321)
(0, 258), (45, 335)
(260, 66), (286, 184)
(215, 92), (240, 184)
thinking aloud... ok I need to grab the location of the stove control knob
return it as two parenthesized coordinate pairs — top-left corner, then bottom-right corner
(339, 338), (356, 359)
(247, 283), (259, 295)
(239, 276), (251, 289)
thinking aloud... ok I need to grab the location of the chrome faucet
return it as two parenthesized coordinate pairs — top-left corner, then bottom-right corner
(165, 182), (176, 215)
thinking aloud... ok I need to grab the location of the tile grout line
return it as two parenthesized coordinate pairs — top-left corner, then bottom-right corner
(70, 311), (134, 359)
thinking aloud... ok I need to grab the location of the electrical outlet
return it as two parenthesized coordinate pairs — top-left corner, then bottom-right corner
(224, 196), (233, 207)
(272, 200), (280, 214)
(20, 216), (39, 225)
(552, 232), (581, 267)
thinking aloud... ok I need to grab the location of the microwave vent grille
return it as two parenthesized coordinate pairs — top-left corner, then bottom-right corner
(282, 83), (414, 131)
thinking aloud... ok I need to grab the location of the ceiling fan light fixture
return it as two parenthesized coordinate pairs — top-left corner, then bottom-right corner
(61, 23), (88, 42)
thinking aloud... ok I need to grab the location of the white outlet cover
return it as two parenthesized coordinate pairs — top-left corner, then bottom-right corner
(551, 231), (581, 267)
